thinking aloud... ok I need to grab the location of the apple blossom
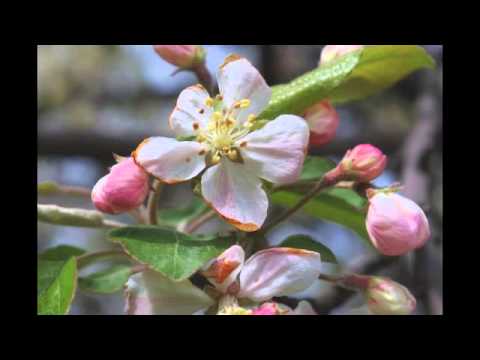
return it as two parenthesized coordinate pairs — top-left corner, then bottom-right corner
(201, 245), (322, 303)
(91, 157), (149, 214)
(153, 45), (206, 69)
(366, 191), (430, 256)
(133, 55), (310, 231)
(303, 100), (339, 147)
(319, 45), (364, 66)
(365, 276), (416, 315)
(325, 144), (387, 183)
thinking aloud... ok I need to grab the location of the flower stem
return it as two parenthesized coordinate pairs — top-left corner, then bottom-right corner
(260, 175), (338, 235)
(183, 210), (216, 234)
(192, 63), (214, 94)
(147, 180), (163, 225)
(318, 273), (371, 291)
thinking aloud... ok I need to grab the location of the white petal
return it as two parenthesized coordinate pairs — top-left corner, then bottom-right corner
(169, 84), (213, 137)
(237, 115), (310, 184)
(217, 55), (271, 123)
(238, 247), (322, 302)
(133, 137), (206, 184)
(290, 301), (318, 315)
(201, 159), (268, 232)
(124, 270), (214, 315)
(201, 245), (245, 293)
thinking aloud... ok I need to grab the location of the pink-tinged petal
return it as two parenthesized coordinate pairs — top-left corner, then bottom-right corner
(169, 84), (213, 137)
(320, 45), (364, 66)
(201, 245), (245, 293)
(133, 137), (206, 184)
(238, 247), (322, 302)
(237, 115), (309, 184)
(290, 300), (318, 315)
(201, 159), (268, 232)
(91, 157), (149, 214)
(251, 302), (291, 315)
(366, 192), (431, 256)
(217, 55), (271, 124)
(124, 270), (214, 315)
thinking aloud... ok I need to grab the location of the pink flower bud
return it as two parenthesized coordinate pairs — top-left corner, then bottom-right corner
(327, 144), (387, 183)
(365, 277), (416, 315)
(303, 100), (339, 147)
(91, 157), (149, 214)
(153, 45), (205, 69)
(319, 45), (364, 66)
(366, 192), (430, 256)
(251, 302), (285, 315)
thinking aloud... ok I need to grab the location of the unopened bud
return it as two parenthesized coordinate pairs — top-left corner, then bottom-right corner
(327, 144), (387, 183)
(91, 157), (149, 214)
(319, 45), (364, 66)
(366, 192), (430, 256)
(153, 45), (206, 69)
(303, 100), (339, 147)
(365, 277), (416, 315)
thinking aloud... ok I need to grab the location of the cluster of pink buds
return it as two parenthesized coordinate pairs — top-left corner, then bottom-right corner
(91, 157), (149, 214)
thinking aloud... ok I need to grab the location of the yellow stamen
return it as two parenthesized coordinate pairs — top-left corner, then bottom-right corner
(211, 153), (221, 164)
(205, 97), (214, 107)
(239, 99), (251, 108)
(227, 149), (238, 161)
(247, 114), (256, 122)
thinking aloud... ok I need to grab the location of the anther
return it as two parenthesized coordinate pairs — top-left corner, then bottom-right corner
(227, 149), (239, 161)
(239, 99), (251, 108)
(205, 97), (214, 107)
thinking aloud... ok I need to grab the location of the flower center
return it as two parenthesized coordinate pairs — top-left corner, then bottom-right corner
(197, 96), (256, 164)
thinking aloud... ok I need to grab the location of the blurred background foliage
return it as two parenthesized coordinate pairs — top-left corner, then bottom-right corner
(38, 45), (443, 315)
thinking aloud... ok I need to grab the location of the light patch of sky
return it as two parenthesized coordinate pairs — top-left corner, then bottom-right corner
(122, 45), (260, 94)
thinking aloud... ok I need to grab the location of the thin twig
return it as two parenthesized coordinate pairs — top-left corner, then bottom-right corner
(102, 219), (129, 228)
(183, 210), (216, 234)
(147, 180), (163, 225)
(260, 176), (337, 235)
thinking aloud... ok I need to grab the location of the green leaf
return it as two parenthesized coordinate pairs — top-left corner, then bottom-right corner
(157, 197), (209, 229)
(39, 245), (86, 261)
(109, 226), (234, 281)
(329, 45), (435, 104)
(280, 234), (337, 264)
(259, 51), (360, 120)
(271, 190), (371, 247)
(259, 45), (434, 120)
(78, 264), (133, 294)
(38, 257), (78, 315)
(299, 156), (336, 182)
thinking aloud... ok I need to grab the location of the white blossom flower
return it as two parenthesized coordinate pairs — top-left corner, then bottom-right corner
(202, 245), (322, 302)
(133, 55), (309, 231)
